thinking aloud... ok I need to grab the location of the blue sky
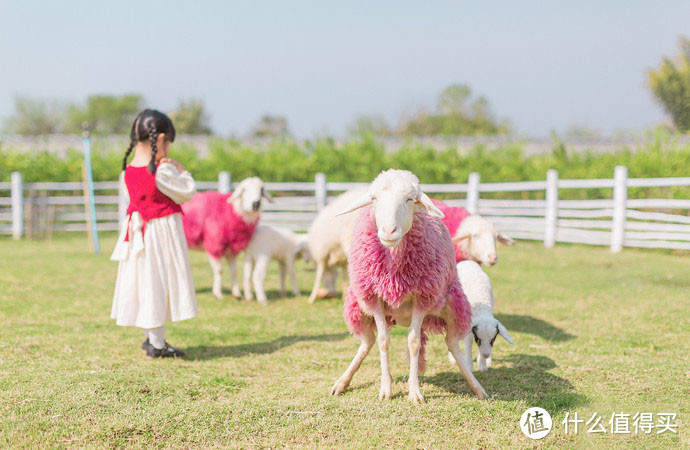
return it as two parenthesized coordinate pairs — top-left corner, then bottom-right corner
(0, 1), (688, 137)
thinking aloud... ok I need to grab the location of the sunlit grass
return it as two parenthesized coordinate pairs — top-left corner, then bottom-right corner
(0, 234), (687, 448)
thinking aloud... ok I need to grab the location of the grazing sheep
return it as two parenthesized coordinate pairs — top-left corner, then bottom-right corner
(243, 225), (311, 304)
(449, 260), (514, 372)
(182, 177), (273, 299)
(432, 199), (515, 266)
(330, 169), (488, 403)
(306, 188), (366, 303)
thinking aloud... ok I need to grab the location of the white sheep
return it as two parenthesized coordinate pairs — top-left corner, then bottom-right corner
(242, 225), (311, 304)
(450, 260), (514, 372)
(306, 188), (365, 303)
(331, 169), (488, 402)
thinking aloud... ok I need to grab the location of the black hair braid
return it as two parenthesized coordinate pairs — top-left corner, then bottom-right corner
(121, 137), (136, 171)
(146, 120), (159, 174)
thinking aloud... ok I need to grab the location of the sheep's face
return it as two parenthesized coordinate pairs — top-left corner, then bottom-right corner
(472, 318), (514, 359)
(336, 169), (444, 248)
(453, 216), (515, 266)
(228, 177), (273, 214)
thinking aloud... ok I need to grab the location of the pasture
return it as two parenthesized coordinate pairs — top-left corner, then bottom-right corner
(0, 235), (687, 448)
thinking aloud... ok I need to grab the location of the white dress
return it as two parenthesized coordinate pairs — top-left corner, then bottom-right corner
(110, 163), (198, 329)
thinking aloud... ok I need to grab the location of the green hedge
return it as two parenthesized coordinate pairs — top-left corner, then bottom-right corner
(2, 133), (689, 200)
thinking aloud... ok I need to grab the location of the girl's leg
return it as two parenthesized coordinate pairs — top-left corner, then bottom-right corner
(143, 326), (166, 349)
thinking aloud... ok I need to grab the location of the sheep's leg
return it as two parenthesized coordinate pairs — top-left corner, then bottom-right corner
(446, 334), (489, 399)
(464, 334), (474, 372)
(323, 267), (337, 297)
(330, 326), (375, 396)
(208, 255), (223, 299)
(477, 353), (490, 372)
(286, 257), (300, 297)
(252, 255), (269, 305)
(307, 259), (326, 303)
(243, 255), (253, 301)
(372, 302), (393, 400)
(407, 307), (425, 404)
(225, 253), (242, 298)
(278, 261), (287, 297)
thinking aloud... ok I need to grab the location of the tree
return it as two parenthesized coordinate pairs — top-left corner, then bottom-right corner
(169, 99), (213, 134)
(399, 84), (509, 136)
(3, 96), (65, 135)
(250, 115), (290, 139)
(348, 115), (393, 138)
(66, 94), (143, 134)
(647, 36), (690, 132)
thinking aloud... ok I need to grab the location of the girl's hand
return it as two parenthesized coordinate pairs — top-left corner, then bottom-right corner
(160, 158), (185, 173)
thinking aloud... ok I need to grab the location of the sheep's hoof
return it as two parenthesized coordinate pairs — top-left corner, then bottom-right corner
(257, 299), (269, 306)
(213, 289), (223, 300)
(478, 366), (488, 372)
(307, 294), (317, 304)
(378, 385), (392, 400)
(231, 288), (242, 299)
(330, 379), (349, 396)
(407, 390), (425, 404)
(474, 385), (489, 400)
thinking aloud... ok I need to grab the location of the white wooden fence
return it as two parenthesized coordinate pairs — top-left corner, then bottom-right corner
(1, 166), (689, 252)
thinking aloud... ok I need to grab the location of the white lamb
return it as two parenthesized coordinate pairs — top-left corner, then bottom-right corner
(450, 260), (514, 372)
(306, 188), (366, 303)
(243, 225), (311, 305)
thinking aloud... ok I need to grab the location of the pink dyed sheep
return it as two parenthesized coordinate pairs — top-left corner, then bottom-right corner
(432, 198), (515, 265)
(330, 169), (488, 403)
(182, 177), (272, 299)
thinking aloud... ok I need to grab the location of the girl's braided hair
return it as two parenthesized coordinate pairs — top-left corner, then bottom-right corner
(121, 109), (176, 173)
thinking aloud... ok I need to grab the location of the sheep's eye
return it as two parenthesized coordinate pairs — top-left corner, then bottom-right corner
(406, 198), (414, 203)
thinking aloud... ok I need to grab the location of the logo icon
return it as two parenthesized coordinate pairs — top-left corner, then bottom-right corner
(521, 407), (552, 439)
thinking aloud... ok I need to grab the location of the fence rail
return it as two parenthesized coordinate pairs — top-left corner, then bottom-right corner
(1, 166), (689, 252)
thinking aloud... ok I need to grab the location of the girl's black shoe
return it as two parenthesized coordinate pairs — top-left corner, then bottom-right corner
(145, 341), (186, 358)
(141, 339), (149, 351)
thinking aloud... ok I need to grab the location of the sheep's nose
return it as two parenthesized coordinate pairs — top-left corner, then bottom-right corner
(252, 201), (261, 211)
(482, 352), (491, 359)
(487, 255), (497, 265)
(382, 225), (398, 236)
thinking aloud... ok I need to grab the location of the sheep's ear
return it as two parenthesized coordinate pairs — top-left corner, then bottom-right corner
(497, 321), (514, 344)
(262, 187), (274, 203)
(335, 193), (373, 216)
(453, 231), (472, 242)
(228, 185), (244, 203)
(416, 192), (444, 218)
(497, 232), (515, 246)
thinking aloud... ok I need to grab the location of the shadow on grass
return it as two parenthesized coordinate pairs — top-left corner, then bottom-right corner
(195, 287), (306, 301)
(423, 354), (587, 412)
(496, 314), (576, 342)
(186, 332), (349, 360)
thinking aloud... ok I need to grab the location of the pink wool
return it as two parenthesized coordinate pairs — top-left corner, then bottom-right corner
(345, 206), (473, 371)
(431, 199), (472, 262)
(181, 191), (258, 259)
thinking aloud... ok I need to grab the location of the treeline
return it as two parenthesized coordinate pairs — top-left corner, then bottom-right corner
(1, 133), (688, 200)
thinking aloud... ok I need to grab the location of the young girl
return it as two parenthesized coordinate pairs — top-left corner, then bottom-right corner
(110, 109), (197, 358)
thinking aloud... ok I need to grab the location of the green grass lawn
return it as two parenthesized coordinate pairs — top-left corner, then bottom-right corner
(0, 234), (687, 448)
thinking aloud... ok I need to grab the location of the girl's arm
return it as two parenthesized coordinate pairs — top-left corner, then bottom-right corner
(155, 162), (197, 204)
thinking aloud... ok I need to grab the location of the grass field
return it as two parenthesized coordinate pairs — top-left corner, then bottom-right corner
(0, 235), (687, 448)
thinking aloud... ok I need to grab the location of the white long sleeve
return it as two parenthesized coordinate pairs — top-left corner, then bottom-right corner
(155, 162), (196, 204)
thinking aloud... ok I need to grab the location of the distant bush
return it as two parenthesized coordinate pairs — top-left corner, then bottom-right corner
(1, 132), (689, 200)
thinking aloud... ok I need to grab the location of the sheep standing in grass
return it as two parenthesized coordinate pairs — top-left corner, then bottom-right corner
(330, 169), (488, 403)
(450, 260), (514, 371)
(243, 225), (311, 304)
(432, 199), (515, 266)
(306, 189), (366, 303)
(182, 177), (273, 299)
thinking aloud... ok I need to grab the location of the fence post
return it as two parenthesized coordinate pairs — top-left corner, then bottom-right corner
(315, 172), (327, 211)
(218, 171), (231, 194)
(118, 172), (128, 229)
(610, 165), (628, 253)
(11, 171), (23, 240)
(466, 172), (480, 215)
(544, 169), (559, 248)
